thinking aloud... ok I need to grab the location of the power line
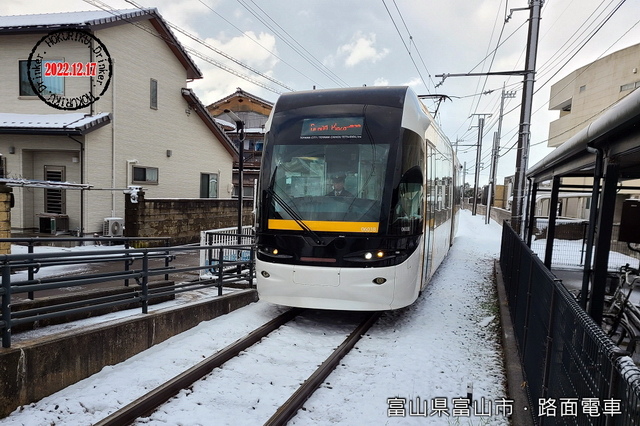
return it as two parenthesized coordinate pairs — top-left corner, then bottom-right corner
(499, 0), (631, 148)
(234, 0), (349, 88)
(165, 21), (295, 91)
(391, 0), (436, 91)
(381, 0), (432, 93)
(122, 0), (292, 91)
(468, 0), (510, 119)
(84, 0), (287, 94)
(195, 0), (328, 90)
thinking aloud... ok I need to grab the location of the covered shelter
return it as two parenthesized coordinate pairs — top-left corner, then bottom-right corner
(526, 87), (640, 324)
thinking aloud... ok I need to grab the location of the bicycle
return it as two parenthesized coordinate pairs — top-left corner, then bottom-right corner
(602, 264), (640, 354)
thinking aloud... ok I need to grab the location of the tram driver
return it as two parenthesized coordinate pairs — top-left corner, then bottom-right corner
(326, 175), (353, 197)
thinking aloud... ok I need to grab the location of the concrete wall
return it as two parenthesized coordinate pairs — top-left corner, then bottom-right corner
(124, 190), (254, 246)
(0, 289), (258, 419)
(463, 203), (511, 226)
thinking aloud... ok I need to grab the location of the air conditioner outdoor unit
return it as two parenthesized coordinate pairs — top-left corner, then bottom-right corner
(103, 217), (124, 237)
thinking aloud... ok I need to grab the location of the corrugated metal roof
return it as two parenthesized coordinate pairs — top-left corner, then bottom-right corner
(0, 112), (111, 135)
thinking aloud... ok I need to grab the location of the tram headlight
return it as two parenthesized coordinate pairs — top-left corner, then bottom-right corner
(261, 270), (270, 278)
(373, 277), (387, 285)
(344, 249), (396, 263)
(258, 246), (293, 259)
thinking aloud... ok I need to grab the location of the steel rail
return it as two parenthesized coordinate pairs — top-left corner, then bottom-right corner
(264, 311), (382, 426)
(93, 308), (302, 426)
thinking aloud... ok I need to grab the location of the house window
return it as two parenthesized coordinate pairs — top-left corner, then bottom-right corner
(150, 78), (158, 109)
(44, 166), (65, 214)
(621, 81), (640, 92)
(200, 173), (219, 198)
(232, 184), (254, 199)
(132, 166), (158, 184)
(19, 59), (64, 97)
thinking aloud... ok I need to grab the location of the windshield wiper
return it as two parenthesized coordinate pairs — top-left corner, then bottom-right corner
(266, 170), (323, 245)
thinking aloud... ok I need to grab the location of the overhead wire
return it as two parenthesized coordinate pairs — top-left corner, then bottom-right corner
(535, 0), (622, 81)
(391, 0), (437, 91)
(447, 0), (516, 144)
(234, 0), (349, 88)
(84, 0), (288, 94)
(195, 0), (331, 90)
(499, 0), (630, 153)
(381, 0), (433, 94)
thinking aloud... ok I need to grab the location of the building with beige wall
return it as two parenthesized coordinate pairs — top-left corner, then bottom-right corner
(538, 43), (640, 222)
(0, 9), (236, 236)
(548, 43), (640, 148)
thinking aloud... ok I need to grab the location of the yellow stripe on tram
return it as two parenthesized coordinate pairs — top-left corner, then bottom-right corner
(268, 219), (379, 233)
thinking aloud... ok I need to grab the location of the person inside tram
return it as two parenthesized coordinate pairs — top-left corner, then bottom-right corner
(326, 175), (353, 197)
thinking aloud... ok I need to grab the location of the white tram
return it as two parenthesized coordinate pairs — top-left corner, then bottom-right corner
(255, 86), (460, 310)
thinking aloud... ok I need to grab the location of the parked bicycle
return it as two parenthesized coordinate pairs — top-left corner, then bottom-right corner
(602, 264), (640, 354)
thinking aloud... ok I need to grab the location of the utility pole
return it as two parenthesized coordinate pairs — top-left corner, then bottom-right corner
(225, 109), (246, 245)
(462, 161), (466, 198)
(471, 114), (491, 216)
(511, 0), (544, 235)
(486, 86), (517, 224)
(486, 132), (499, 224)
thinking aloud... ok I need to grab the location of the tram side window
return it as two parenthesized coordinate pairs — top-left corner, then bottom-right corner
(433, 149), (453, 227)
(427, 144), (435, 215)
(391, 166), (423, 234)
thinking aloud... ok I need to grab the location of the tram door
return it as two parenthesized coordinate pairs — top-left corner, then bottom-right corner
(422, 142), (435, 287)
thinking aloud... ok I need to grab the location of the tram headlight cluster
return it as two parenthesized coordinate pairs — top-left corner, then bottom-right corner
(364, 251), (385, 260)
(344, 249), (395, 263)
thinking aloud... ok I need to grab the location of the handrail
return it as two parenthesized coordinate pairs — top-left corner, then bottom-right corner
(0, 242), (255, 348)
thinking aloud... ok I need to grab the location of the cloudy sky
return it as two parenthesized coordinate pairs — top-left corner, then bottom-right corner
(2, 0), (639, 184)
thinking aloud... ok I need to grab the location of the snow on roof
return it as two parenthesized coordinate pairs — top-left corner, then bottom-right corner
(0, 112), (111, 134)
(0, 8), (202, 80)
(207, 88), (274, 110)
(0, 9), (144, 31)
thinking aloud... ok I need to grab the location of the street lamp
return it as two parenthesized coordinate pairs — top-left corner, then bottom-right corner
(224, 109), (245, 245)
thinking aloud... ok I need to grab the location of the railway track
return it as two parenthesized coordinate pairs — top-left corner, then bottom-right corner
(94, 309), (381, 426)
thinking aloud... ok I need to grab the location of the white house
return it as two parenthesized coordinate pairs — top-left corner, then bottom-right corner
(0, 8), (237, 236)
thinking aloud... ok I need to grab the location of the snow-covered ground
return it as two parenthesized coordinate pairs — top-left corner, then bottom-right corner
(2, 210), (509, 425)
(530, 237), (640, 271)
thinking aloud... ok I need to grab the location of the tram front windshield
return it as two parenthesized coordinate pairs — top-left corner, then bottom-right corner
(266, 139), (390, 231)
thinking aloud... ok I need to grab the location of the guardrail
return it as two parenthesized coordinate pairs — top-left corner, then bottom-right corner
(0, 238), (255, 348)
(1, 237), (172, 299)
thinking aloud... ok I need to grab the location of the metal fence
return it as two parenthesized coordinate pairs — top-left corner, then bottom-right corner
(500, 222), (640, 425)
(0, 236), (254, 348)
(530, 218), (640, 270)
(199, 225), (255, 279)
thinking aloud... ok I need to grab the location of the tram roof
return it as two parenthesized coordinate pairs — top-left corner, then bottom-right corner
(273, 86), (412, 111)
(527, 88), (640, 183)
